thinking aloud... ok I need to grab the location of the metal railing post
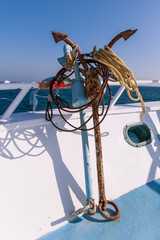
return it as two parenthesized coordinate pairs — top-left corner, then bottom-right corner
(110, 85), (125, 108)
(1, 86), (31, 120)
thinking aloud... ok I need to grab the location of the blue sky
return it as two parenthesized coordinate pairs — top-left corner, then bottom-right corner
(0, 0), (160, 82)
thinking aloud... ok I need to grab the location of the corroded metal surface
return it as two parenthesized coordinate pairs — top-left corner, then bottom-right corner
(85, 68), (101, 100)
(92, 101), (106, 202)
(92, 100), (120, 220)
(51, 31), (89, 72)
(108, 29), (137, 48)
(48, 29), (138, 220)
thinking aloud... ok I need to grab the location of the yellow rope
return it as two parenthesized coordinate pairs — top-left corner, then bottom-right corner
(93, 45), (146, 119)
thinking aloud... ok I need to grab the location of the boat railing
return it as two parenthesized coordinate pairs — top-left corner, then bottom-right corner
(0, 80), (160, 121)
(0, 82), (38, 120)
(110, 80), (160, 108)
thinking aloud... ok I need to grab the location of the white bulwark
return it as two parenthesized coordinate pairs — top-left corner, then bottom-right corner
(0, 81), (160, 239)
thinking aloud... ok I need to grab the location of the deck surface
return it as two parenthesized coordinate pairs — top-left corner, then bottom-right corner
(39, 179), (160, 240)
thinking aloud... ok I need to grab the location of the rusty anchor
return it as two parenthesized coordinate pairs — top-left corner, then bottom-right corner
(50, 29), (137, 220)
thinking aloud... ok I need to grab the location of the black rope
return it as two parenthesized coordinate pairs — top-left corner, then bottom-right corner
(45, 58), (112, 132)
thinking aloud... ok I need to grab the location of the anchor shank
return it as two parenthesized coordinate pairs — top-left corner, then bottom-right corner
(92, 100), (106, 202)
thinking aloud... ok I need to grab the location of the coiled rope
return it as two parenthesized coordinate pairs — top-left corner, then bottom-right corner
(45, 67), (112, 132)
(93, 45), (146, 119)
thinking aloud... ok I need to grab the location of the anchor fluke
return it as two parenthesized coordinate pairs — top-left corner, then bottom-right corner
(120, 29), (138, 40)
(108, 29), (138, 48)
(51, 31), (68, 43)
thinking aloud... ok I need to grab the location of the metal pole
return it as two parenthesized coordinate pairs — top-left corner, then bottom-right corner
(1, 86), (31, 120)
(110, 85), (125, 109)
(71, 48), (96, 217)
(80, 110), (96, 215)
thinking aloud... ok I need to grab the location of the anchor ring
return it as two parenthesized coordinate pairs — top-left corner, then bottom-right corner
(98, 200), (120, 220)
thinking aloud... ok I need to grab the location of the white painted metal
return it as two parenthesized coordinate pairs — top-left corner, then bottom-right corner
(110, 85), (125, 108)
(0, 82), (38, 120)
(0, 81), (160, 239)
(0, 102), (160, 239)
(1, 87), (30, 120)
(0, 82), (38, 90)
(109, 79), (160, 86)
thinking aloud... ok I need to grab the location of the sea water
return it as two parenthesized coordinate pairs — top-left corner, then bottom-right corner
(0, 86), (160, 116)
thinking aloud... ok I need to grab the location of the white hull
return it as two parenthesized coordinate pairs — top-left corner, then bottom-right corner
(1, 99), (160, 239)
